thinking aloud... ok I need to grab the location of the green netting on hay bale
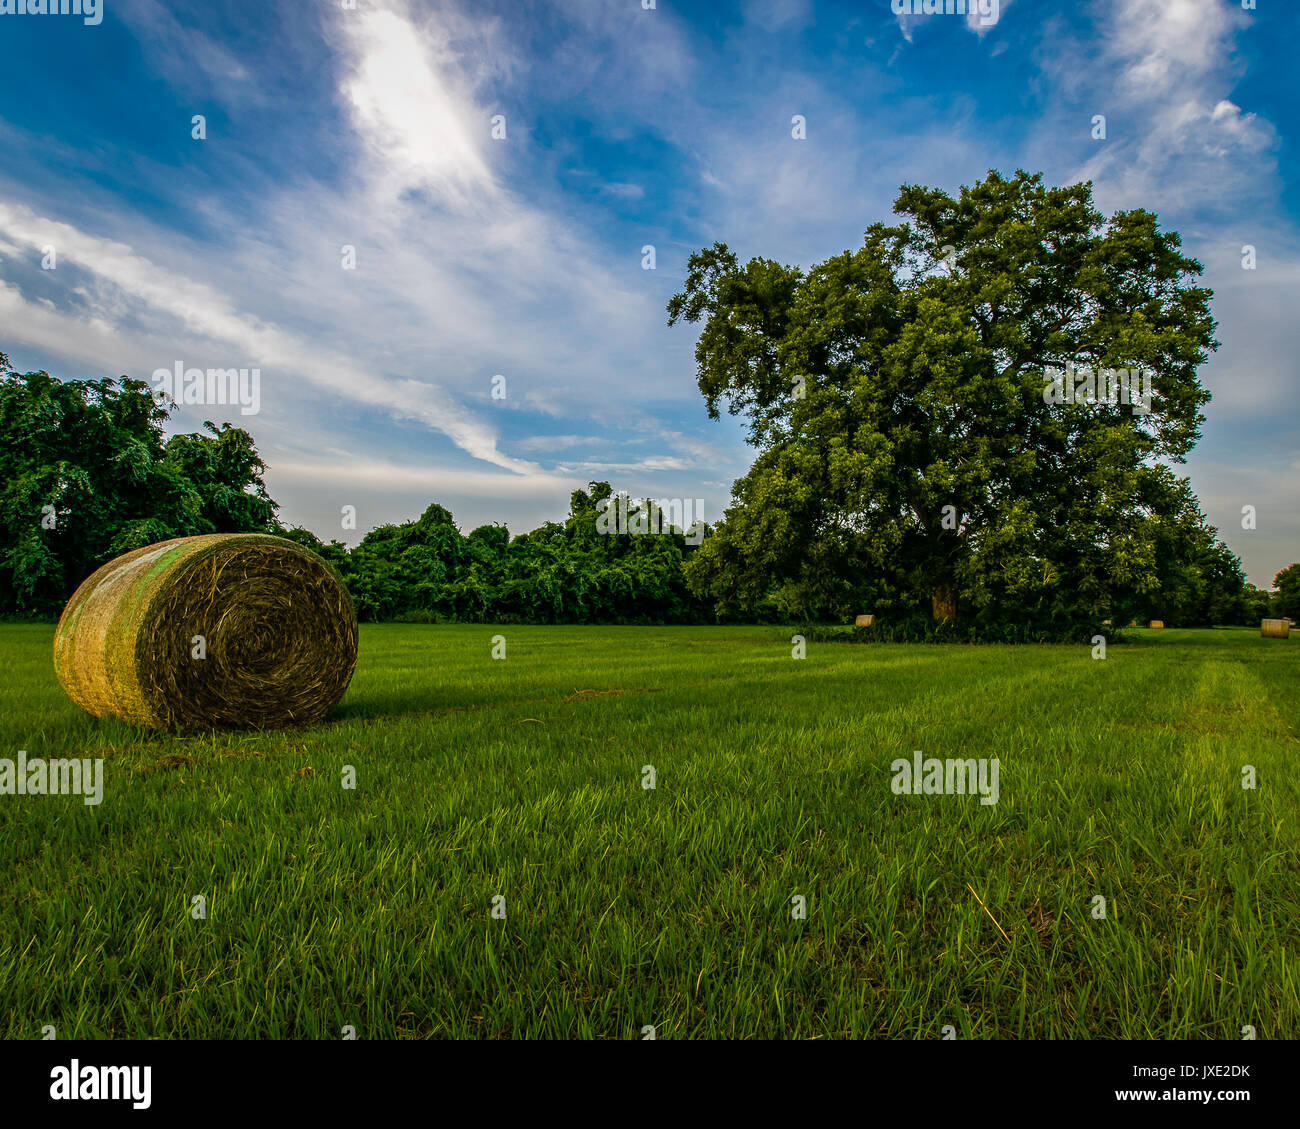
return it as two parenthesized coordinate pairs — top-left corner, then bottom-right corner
(53, 533), (358, 731)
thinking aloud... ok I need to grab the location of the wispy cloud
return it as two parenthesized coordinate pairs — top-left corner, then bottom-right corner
(334, 1), (500, 209)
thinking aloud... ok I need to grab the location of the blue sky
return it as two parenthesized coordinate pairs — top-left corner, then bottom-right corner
(0, 0), (1295, 586)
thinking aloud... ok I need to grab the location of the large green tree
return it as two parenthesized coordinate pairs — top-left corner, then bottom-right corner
(0, 352), (277, 616)
(668, 169), (1223, 632)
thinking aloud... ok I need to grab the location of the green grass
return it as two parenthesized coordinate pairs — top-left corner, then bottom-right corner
(1, 623), (1296, 1039)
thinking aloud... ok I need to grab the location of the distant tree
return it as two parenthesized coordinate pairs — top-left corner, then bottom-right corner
(1239, 583), (1273, 625)
(160, 421), (277, 534)
(337, 503), (466, 620)
(1194, 539), (1248, 627)
(447, 524), (510, 619)
(1106, 479), (1245, 627)
(278, 525), (351, 576)
(342, 547), (404, 621)
(1273, 563), (1300, 620)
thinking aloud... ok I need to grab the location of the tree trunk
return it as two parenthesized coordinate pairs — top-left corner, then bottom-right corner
(932, 587), (956, 620)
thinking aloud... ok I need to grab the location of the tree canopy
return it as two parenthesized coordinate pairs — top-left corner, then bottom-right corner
(1273, 563), (1300, 621)
(668, 169), (1247, 636)
(0, 352), (276, 616)
(283, 483), (713, 624)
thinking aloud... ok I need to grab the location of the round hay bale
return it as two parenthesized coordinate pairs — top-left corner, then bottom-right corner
(1149, 620), (1164, 629)
(53, 533), (357, 731)
(1261, 619), (1290, 639)
(854, 614), (875, 627)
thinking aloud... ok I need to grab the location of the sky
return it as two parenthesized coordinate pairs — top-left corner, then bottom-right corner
(0, 0), (1295, 587)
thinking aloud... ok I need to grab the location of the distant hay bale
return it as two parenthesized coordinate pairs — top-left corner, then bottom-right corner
(854, 614), (875, 627)
(1261, 619), (1291, 639)
(1149, 620), (1164, 629)
(54, 534), (357, 731)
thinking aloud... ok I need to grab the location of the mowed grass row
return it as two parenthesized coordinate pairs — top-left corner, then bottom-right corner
(0, 623), (1296, 1039)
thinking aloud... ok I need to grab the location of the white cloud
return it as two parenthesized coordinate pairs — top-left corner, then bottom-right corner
(1063, 0), (1275, 214)
(555, 456), (694, 474)
(335, 3), (498, 209)
(0, 200), (541, 476)
(515, 434), (610, 453)
(271, 457), (576, 497)
(1106, 0), (1244, 95)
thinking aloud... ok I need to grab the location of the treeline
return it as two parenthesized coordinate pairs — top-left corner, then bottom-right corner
(279, 487), (717, 624)
(0, 359), (715, 624)
(279, 491), (1295, 630)
(2, 357), (1295, 629)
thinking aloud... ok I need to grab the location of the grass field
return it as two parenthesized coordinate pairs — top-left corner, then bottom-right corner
(1, 623), (1296, 1039)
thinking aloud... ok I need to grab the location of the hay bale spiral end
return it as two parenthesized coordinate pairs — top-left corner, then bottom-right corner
(53, 534), (358, 732)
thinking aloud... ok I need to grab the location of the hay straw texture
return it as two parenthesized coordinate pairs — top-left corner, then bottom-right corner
(855, 615), (875, 627)
(54, 534), (358, 731)
(1261, 619), (1291, 639)
(1149, 620), (1164, 629)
